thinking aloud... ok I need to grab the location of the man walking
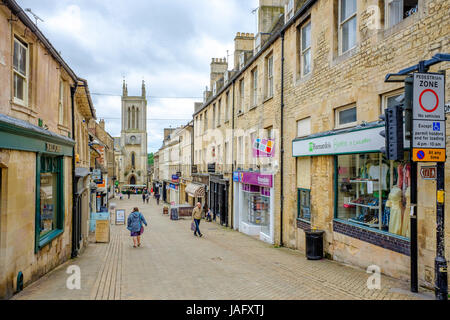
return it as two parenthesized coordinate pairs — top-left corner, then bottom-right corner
(142, 191), (146, 204)
(192, 202), (203, 237)
(155, 193), (160, 205)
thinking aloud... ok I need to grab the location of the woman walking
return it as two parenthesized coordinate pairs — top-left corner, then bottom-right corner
(127, 207), (148, 248)
(192, 202), (203, 237)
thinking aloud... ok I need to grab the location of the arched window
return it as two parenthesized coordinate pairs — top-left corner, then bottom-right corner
(136, 108), (139, 130)
(131, 106), (135, 129)
(131, 152), (135, 168)
(127, 107), (131, 129)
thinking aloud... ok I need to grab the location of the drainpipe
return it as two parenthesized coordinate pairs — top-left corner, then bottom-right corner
(280, 31), (285, 247)
(71, 82), (78, 258)
(231, 79), (236, 228)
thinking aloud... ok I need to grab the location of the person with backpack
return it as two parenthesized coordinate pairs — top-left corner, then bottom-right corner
(127, 207), (148, 248)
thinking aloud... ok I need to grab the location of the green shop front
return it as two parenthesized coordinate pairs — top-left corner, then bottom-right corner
(292, 123), (412, 279)
(0, 114), (74, 298)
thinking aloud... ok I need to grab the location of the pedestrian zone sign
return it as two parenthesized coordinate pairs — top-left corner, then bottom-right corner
(412, 73), (446, 162)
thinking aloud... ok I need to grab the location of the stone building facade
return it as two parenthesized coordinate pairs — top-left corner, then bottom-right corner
(115, 81), (148, 192)
(0, 0), (78, 299)
(193, 0), (450, 290)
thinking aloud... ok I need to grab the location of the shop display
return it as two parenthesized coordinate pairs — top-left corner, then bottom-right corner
(337, 152), (411, 238)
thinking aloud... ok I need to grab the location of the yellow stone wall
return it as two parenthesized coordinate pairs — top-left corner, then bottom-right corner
(282, 0), (450, 287)
(0, 151), (73, 299)
(0, 6), (76, 299)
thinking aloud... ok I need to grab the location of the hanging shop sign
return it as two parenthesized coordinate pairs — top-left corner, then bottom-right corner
(169, 183), (178, 190)
(172, 174), (179, 182)
(420, 166), (437, 180)
(292, 126), (385, 157)
(253, 138), (275, 158)
(412, 73), (446, 162)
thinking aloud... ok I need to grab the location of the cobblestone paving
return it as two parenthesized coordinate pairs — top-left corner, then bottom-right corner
(12, 195), (433, 300)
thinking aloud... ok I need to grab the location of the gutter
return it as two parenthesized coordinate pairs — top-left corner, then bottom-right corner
(193, 0), (318, 117)
(280, 31), (285, 247)
(71, 82), (79, 259)
(3, 0), (78, 82)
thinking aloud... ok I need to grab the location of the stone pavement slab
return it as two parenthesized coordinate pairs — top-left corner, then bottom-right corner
(12, 195), (434, 300)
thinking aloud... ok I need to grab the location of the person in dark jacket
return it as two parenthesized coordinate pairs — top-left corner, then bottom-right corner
(155, 193), (160, 205)
(127, 207), (147, 248)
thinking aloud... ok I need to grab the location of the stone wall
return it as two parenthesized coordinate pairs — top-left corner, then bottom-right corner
(282, 0), (450, 287)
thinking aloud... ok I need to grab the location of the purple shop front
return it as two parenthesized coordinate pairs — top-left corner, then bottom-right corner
(237, 172), (273, 188)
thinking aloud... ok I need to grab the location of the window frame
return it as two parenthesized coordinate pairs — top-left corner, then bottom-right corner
(239, 78), (245, 113)
(297, 117), (312, 138)
(58, 80), (65, 125)
(335, 104), (357, 129)
(13, 36), (29, 106)
(300, 20), (312, 77)
(338, 0), (357, 55)
(297, 188), (311, 222)
(266, 55), (274, 98)
(385, 0), (418, 29)
(381, 89), (404, 114)
(35, 154), (65, 252)
(251, 68), (258, 107)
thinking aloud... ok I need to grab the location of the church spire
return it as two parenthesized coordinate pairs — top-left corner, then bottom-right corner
(141, 80), (146, 98)
(123, 79), (128, 97)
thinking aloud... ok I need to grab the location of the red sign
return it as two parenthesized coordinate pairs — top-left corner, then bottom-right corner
(420, 166), (437, 180)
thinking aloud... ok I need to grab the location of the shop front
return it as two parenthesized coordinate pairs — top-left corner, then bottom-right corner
(0, 114), (74, 298)
(233, 171), (274, 244)
(209, 173), (229, 227)
(169, 182), (179, 206)
(292, 123), (413, 279)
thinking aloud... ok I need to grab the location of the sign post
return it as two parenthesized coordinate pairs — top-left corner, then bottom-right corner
(411, 66), (447, 300)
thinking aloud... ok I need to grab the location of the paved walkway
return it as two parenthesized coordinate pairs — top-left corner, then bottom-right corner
(12, 195), (433, 300)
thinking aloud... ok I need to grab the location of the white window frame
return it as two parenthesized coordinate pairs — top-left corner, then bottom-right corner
(59, 80), (64, 125)
(13, 37), (29, 106)
(267, 55), (274, 98)
(385, 0), (418, 29)
(225, 92), (230, 121)
(239, 79), (245, 113)
(381, 89), (404, 114)
(252, 68), (258, 107)
(300, 21), (312, 77)
(338, 0), (357, 55)
(335, 104), (357, 129)
(218, 99), (221, 125)
(212, 104), (216, 129)
(297, 117), (312, 137)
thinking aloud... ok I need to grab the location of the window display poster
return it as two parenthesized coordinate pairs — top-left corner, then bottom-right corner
(116, 209), (125, 225)
(253, 138), (275, 158)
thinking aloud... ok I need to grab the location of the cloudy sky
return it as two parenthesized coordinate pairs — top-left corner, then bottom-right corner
(17, 0), (259, 152)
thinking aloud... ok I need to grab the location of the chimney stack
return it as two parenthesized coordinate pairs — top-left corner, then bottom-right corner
(210, 58), (228, 92)
(257, 0), (286, 34)
(234, 32), (255, 70)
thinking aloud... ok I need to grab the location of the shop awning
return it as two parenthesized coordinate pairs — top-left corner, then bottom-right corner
(185, 183), (205, 198)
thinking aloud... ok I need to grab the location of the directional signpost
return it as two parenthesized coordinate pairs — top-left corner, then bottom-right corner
(412, 73), (446, 162)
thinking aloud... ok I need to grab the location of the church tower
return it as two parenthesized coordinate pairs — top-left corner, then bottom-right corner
(120, 80), (148, 187)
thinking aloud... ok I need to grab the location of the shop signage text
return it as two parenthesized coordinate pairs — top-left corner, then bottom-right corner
(45, 142), (61, 153)
(234, 171), (273, 188)
(292, 126), (385, 157)
(253, 138), (275, 158)
(412, 73), (446, 162)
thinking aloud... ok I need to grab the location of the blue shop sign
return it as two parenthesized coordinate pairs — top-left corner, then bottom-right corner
(233, 171), (240, 182)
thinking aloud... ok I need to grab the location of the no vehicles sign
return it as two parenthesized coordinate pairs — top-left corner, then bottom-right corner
(413, 73), (445, 120)
(412, 72), (446, 162)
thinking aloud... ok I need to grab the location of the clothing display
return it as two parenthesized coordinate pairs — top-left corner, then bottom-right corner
(387, 186), (403, 235)
(337, 152), (411, 238)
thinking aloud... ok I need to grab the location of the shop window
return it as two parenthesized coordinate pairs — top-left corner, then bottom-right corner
(37, 155), (64, 250)
(335, 105), (357, 128)
(298, 189), (311, 221)
(242, 185), (271, 235)
(385, 0), (418, 29)
(335, 152), (411, 238)
(13, 37), (29, 105)
(339, 0), (357, 54)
